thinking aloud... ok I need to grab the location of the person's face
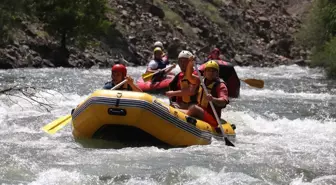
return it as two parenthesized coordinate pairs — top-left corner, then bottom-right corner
(211, 52), (219, 59)
(178, 58), (189, 72)
(204, 68), (218, 81)
(112, 71), (124, 84)
(154, 51), (163, 59)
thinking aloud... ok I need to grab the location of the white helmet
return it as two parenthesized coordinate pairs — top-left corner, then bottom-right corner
(154, 41), (163, 48)
(178, 50), (193, 59)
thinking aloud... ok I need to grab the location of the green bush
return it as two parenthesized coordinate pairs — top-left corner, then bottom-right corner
(311, 37), (336, 78)
(297, 0), (336, 79)
(33, 0), (111, 49)
(0, 0), (29, 44)
(297, 0), (331, 48)
(321, 2), (336, 36)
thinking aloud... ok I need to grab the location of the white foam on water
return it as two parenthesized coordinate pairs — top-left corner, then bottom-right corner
(290, 174), (336, 185)
(0, 101), (8, 122)
(0, 90), (88, 136)
(117, 177), (159, 185)
(311, 175), (336, 184)
(179, 166), (263, 185)
(222, 110), (336, 173)
(235, 65), (325, 80)
(1, 65), (335, 185)
(28, 168), (97, 185)
(223, 110), (336, 145)
(240, 88), (335, 100)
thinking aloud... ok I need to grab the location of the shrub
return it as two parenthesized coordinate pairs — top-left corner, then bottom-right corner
(297, 0), (336, 79)
(311, 36), (336, 78)
(33, 0), (111, 49)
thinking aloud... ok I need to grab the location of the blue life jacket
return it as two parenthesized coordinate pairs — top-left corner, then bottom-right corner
(103, 81), (132, 90)
(152, 59), (167, 70)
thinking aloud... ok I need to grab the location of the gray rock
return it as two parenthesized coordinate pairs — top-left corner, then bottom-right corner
(234, 54), (243, 64)
(121, 10), (128, 17)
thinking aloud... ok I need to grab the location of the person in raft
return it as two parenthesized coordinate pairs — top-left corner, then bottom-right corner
(166, 50), (200, 110)
(153, 41), (168, 63)
(207, 47), (222, 61)
(187, 61), (229, 127)
(146, 47), (175, 81)
(103, 63), (142, 92)
(200, 47), (241, 98)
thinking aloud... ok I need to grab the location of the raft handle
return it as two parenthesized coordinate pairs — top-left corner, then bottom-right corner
(108, 108), (127, 116)
(186, 116), (197, 126)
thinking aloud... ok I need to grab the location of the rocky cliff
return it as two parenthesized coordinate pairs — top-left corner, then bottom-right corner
(0, 0), (312, 69)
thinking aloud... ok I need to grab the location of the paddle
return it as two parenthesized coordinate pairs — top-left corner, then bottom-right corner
(194, 59), (235, 147)
(241, 78), (264, 88)
(142, 65), (176, 82)
(42, 79), (128, 134)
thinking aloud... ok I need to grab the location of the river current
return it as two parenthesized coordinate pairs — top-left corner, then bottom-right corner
(0, 65), (335, 185)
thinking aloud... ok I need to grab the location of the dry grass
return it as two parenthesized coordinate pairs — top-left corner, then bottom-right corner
(185, 0), (226, 26)
(153, 0), (197, 38)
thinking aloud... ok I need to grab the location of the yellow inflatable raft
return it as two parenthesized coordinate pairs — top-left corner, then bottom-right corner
(71, 90), (236, 147)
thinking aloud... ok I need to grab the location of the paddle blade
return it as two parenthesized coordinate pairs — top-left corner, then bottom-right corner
(141, 72), (154, 82)
(42, 114), (72, 134)
(224, 137), (235, 147)
(242, 79), (264, 88)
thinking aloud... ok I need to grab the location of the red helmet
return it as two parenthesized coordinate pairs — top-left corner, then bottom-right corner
(111, 64), (127, 76)
(208, 48), (221, 59)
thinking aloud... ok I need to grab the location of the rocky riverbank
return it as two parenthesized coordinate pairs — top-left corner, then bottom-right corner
(0, 0), (312, 69)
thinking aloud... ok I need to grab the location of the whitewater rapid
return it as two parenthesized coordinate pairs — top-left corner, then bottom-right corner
(0, 65), (335, 184)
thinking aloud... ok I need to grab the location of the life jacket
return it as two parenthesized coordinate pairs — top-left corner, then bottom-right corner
(197, 78), (224, 108)
(169, 72), (197, 104)
(116, 83), (132, 91)
(152, 53), (168, 63)
(198, 60), (240, 98)
(152, 59), (167, 70)
(104, 81), (132, 91)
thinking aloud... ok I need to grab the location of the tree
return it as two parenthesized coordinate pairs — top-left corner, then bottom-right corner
(0, 0), (30, 44)
(34, 0), (110, 50)
(297, 0), (336, 79)
(322, 2), (336, 37)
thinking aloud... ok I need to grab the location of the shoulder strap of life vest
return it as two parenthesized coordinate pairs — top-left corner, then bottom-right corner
(198, 78), (225, 107)
(198, 79), (215, 107)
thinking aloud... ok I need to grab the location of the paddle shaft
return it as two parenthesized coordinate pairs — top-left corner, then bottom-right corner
(153, 65), (175, 76)
(42, 79), (129, 134)
(143, 65), (175, 81)
(111, 79), (128, 90)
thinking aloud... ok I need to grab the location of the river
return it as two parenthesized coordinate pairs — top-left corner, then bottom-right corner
(0, 65), (335, 185)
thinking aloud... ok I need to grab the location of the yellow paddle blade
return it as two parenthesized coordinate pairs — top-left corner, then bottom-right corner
(242, 78), (264, 88)
(141, 72), (154, 82)
(42, 114), (72, 134)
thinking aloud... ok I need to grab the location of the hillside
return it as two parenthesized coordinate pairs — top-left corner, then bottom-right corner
(0, 0), (312, 69)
